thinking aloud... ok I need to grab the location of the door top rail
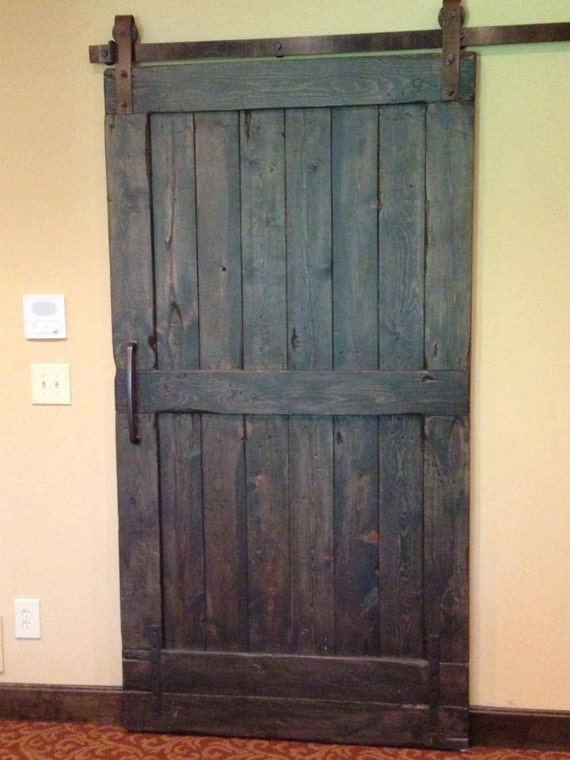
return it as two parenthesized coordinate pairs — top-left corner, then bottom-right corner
(89, 3), (569, 114)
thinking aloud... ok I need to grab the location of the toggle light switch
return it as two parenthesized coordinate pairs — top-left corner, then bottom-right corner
(30, 363), (71, 405)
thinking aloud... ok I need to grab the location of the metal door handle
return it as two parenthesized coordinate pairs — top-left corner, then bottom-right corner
(126, 341), (140, 444)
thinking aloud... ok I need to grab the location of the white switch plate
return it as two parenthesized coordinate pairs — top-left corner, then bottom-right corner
(31, 363), (71, 405)
(14, 599), (41, 639)
(23, 295), (67, 340)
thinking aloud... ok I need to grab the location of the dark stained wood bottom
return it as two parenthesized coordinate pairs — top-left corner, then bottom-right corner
(0, 685), (569, 750)
(0, 684), (122, 725)
(470, 706), (570, 751)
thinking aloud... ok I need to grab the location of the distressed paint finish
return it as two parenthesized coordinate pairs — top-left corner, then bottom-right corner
(285, 107), (335, 654)
(377, 104), (426, 658)
(151, 114), (204, 650)
(106, 52), (475, 747)
(331, 106), (380, 656)
(104, 55), (476, 114)
(195, 111), (248, 652)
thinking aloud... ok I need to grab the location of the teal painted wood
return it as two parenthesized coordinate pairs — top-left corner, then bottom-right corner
(159, 413), (205, 649)
(332, 106), (379, 370)
(378, 104), (425, 371)
(115, 368), (469, 416)
(240, 109), (291, 652)
(377, 104), (426, 658)
(331, 105), (380, 655)
(288, 417), (335, 653)
(241, 109), (287, 370)
(285, 108), (333, 371)
(116, 414), (162, 650)
(104, 55), (476, 114)
(106, 113), (161, 658)
(201, 414), (249, 651)
(150, 114), (205, 649)
(285, 107), (335, 654)
(425, 102), (474, 370)
(334, 417), (380, 654)
(424, 416), (469, 665)
(195, 112), (243, 369)
(378, 415), (424, 657)
(105, 114), (155, 369)
(246, 416), (291, 652)
(151, 114), (199, 370)
(194, 110), (249, 651)
(104, 50), (476, 747)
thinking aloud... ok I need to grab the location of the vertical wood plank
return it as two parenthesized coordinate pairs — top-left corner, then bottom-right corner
(195, 112), (248, 651)
(333, 419), (379, 655)
(107, 115), (161, 652)
(116, 414), (161, 649)
(159, 414), (205, 649)
(377, 416), (424, 657)
(285, 108), (333, 371)
(241, 109), (287, 370)
(377, 104), (426, 657)
(246, 417), (290, 652)
(288, 418), (334, 654)
(241, 110), (290, 652)
(332, 106), (379, 371)
(195, 112), (243, 369)
(151, 114), (205, 648)
(201, 415), (249, 651)
(106, 114), (155, 369)
(332, 106), (380, 655)
(285, 108), (335, 654)
(425, 102), (474, 371)
(424, 100), (473, 671)
(424, 416), (469, 663)
(378, 104), (425, 371)
(152, 114), (199, 370)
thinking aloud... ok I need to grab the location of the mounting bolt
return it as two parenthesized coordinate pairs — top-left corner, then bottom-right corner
(447, 53), (455, 63)
(446, 87), (455, 97)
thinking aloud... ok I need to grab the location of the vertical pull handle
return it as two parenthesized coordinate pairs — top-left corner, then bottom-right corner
(126, 341), (140, 444)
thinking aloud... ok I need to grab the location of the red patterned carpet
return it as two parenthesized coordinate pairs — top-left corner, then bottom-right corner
(1, 723), (569, 760)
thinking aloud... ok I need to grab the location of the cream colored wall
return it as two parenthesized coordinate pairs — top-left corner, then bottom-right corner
(0, 0), (568, 710)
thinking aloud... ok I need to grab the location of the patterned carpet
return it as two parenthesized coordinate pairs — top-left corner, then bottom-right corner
(1, 722), (569, 760)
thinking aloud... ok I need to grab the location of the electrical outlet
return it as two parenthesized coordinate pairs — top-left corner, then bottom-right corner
(30, 363), (71, 405)
(14, 599), (41, 639)
(0, 616), (4, 672)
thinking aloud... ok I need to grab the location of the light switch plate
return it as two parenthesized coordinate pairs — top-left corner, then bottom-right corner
(31, 363), (71, 405)
(23, 295), (67, 340)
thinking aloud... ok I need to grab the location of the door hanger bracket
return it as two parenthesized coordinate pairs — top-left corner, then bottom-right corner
(112, 15), (137, 114)
(439, 0), (464, 101)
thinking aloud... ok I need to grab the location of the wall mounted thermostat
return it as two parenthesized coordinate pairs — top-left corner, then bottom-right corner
(23, 295), (67, 340)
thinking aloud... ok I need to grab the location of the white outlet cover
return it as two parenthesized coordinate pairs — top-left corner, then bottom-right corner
(14, 598), (41, 639)
(23, 295), (67, 340)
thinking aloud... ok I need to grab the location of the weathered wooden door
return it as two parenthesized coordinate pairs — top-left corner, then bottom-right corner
(106, 52), (474, 748)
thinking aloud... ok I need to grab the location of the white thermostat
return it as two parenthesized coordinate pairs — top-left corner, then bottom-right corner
(23, 295), (67, 340)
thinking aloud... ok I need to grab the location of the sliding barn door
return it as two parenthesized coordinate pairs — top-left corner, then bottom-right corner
(105, 53), (475, 749)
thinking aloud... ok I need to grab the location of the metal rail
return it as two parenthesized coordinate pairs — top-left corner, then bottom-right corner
(89, 22), (570, 66)
(89, 4), (569, 114)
